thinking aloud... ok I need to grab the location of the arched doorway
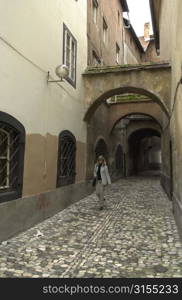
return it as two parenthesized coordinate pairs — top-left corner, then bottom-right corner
(128, 128), (161, 176)
(84, 88), (168, 182)
(115, 144), (124, 171)
(95, 138), (108, 162)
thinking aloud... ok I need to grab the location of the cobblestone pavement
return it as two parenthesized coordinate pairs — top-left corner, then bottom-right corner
(0, 177), (182, 278)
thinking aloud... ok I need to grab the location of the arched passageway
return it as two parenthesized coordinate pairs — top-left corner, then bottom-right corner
(110, 113), (162, 178)
(128, 128), (161, 176)
(94, 138), (108, 162)
(83, 62), (171, 122)
(85, 86), (170, 192)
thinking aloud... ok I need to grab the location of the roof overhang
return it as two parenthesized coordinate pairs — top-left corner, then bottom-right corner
(120, 0), (129, 12)
(149, 0), (161, 53)
(123, 18), (144, 53)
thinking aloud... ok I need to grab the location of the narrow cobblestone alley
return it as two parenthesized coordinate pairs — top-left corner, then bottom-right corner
(0, 177), (182, 278)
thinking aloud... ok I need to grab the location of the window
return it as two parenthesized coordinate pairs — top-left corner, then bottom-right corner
(92, 51), (101, 66)
(116, 43), (120, 64)
(57, 130), (76, 187)
(0, 112), (25, 203)
(118, 11), (120, 25)
(103, 18), (108, 44)
(0, 129), (10, 189)
(63, 24), (77, 87)
(93, 0), (98, 24)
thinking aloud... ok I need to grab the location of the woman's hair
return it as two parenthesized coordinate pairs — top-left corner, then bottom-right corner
(97, 155), (106, 165)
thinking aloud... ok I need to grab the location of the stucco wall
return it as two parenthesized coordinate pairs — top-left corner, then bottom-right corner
(123, 30), (142, 64)
(87, 0), (142, 66)
(156, 0), (182, 238)
(169, 0), (182, 239)
(0, 0), (87, 196)
(87, 0), (125, 66)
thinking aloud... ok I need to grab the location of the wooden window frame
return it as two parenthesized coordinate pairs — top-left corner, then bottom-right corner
(63, 23), (77, 88)
(93, 0), (98, 24)
(103, 17), (108, 44)
(116, 43), (120, 64)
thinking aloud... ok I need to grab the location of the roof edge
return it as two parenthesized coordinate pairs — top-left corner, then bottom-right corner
(123, 18), (145, 53)
(120, 0), (129, 12)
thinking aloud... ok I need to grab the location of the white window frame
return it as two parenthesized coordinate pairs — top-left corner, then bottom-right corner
(92, 51), (100, 66)
(103, 18), (108, 44)
(0, 129), (10, 189)
(116, 43), (120, 64)
(63, 24), (77, 87)
(93, 0), (98, 24)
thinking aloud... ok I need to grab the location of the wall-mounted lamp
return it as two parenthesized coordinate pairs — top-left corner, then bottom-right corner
(47, 64), (69, 83)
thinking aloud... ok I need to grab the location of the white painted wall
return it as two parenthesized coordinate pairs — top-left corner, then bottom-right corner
(0, 0), (87, 141)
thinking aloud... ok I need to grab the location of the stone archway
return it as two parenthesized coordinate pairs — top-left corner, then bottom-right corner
(108, 102), (167, 134)
(83, 63), (171, 182)
(109, 112), (162, 178)
(128, 128), (161, 176)
(83, 62), (171, 122)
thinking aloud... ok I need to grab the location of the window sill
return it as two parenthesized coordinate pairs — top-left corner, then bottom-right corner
(0, 189), (21, 203)
(65, 77), (76, 89)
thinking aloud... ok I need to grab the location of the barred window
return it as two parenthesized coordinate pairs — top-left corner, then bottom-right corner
(0, 112), (25, 203)
(57, 130), (76, 187)
(0, 129), (10, 189)
(63, 24), (77, 87)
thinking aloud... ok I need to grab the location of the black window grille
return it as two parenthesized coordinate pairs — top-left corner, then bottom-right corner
(0, 113), (25, 203)
(95, 138), (108, 161)
(57, 130), (76, 187)
(115, 144), (123, 170)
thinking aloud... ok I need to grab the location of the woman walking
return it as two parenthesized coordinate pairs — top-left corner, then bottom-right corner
(94, 155), (111, 210)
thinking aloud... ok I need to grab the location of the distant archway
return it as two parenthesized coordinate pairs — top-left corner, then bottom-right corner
(95, 138), (108, 162)
(128, 128), (161, 176)
(110, 112), (162, 134)
(84, 86), (170, 123)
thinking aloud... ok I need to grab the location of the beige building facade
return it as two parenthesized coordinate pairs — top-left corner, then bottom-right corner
(149, 0), (182, 238)
(87, 0), (144, 66)
(2, 0), (182, 242)
(0, 0), (88, 199)
(0, 0), (90, 240)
